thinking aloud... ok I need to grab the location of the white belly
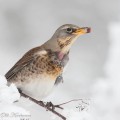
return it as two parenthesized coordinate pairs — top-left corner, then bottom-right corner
(19, 76), (55, 100)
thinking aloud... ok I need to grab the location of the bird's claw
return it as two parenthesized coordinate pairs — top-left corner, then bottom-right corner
(46, 102), (55, 110)
(37, 101), (45, 106)
(45, 102), (63, 110)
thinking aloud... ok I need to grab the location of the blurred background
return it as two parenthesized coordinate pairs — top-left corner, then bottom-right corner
(0, 0), (120, 120)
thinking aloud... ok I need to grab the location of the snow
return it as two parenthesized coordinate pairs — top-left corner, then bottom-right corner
(60, 109), (92, 120)
(0, 76), (20, 103)
(51, 109), (90, 120)
(0, 103), (30, 120)
(50, 99), (92, 120)
(0, 76), (30, 120)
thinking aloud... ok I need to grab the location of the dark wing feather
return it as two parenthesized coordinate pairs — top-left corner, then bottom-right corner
(5, 46), (42, 80)
(5, 56), (34, 80)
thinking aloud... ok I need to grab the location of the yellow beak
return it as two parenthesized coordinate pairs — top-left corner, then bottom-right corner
(73, 27), (91, 35)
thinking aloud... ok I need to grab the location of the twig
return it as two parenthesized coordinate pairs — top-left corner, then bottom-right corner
(20, 92), (66, 120)
(56, 98), (83, 106)
(56, 98), (90, 107)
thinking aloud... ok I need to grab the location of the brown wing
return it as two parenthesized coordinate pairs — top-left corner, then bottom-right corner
(5, 46), (43, 80)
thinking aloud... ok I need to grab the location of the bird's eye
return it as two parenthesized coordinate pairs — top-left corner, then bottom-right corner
(66, 28), (73, 33)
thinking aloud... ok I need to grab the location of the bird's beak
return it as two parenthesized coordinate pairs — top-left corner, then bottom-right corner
(73, 27), (91, 35)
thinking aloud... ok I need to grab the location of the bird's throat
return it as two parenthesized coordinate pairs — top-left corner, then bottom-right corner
(57, 52), (65, 60)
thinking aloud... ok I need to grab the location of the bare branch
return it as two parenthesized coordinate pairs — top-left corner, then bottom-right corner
(56, 98), (83, 106)
(20, 92), (66, 120)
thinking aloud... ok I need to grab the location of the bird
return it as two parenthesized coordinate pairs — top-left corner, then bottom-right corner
(5, 24), (91, 101)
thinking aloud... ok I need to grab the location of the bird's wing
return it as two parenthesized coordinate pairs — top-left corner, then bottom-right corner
(5, 46), (45, 80)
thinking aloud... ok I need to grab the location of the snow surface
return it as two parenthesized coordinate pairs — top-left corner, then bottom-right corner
(0, 76), (30, 120)
(0, 76), (20, 103)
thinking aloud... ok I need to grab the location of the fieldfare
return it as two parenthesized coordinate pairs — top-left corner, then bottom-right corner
(5, 24), (91, 101)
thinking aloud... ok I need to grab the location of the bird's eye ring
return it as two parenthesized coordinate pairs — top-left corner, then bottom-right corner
(66, 28), (73, 33)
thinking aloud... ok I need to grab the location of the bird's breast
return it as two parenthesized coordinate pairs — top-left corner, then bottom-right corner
(33, 53), (63, 79)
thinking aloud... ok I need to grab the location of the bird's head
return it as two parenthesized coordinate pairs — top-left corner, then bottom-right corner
(44, 24), (91, 59)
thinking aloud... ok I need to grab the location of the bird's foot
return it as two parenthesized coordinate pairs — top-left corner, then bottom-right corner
(46, 102), (63, 110)
(37, 100), (45, 106)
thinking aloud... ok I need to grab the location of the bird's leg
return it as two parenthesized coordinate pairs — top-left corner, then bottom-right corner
(46, 102), (55, 110)
(46, 102), (63, 110)
(37, 100), (45, 106)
